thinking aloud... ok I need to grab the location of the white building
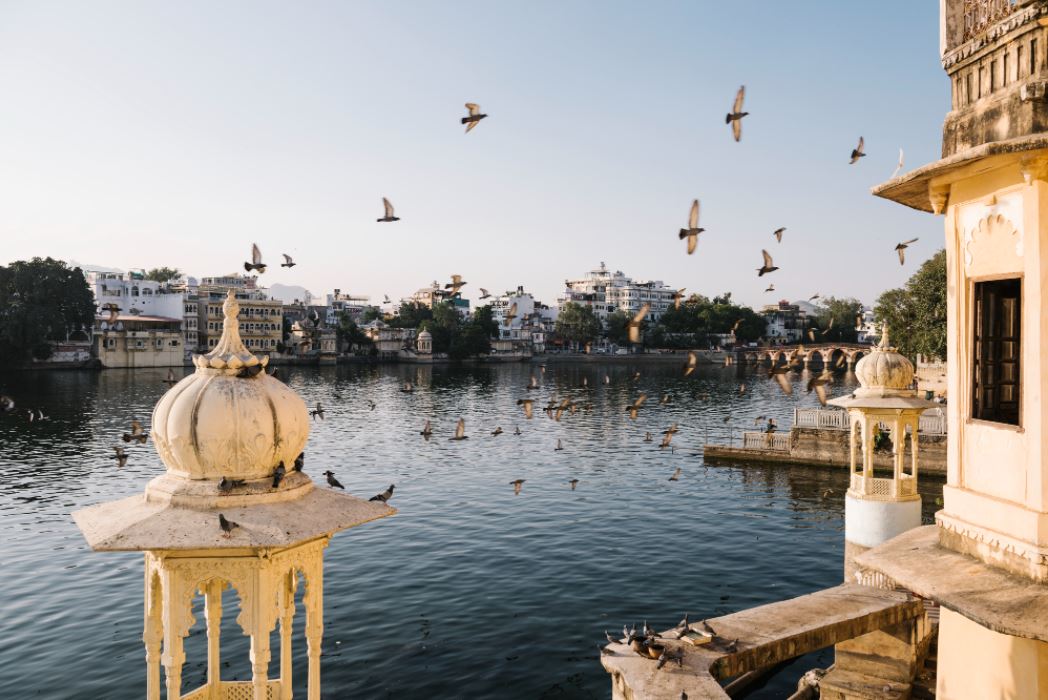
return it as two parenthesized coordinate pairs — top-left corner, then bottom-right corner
(84, 267), (195, 358)
(761, 301), (808, 343)
(558, 262), (677, 326)
(489, 286), (537, 341)
(325, 289), (372, 325)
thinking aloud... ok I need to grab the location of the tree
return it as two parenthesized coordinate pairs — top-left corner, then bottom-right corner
(554, 302), (601, 347)
(472, 305), (499, 339)
(144, 267), (181, 283)
(389, 301), (432, 329)
(810, 297), (864, 343)
(335, 312), (372, 354)
(360, 306), (382, 323)
(606, 310), (631, 345)
(650, 293), (764, 346)
(874, 249), (946, 360)
(0, 258), (96, 364)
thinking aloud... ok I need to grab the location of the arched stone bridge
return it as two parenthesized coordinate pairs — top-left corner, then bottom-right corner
(736, 343), (872, 371)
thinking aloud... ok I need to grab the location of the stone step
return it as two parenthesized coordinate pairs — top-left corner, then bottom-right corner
(819, 668), (910, 700)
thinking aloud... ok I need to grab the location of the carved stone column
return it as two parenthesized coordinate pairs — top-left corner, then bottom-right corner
(160, 566), (189, 700)
(204, 578), (223, 693)
(305, 559), (324, 700)
(279, 569), (297, 700)
(143, 558), (163, 700)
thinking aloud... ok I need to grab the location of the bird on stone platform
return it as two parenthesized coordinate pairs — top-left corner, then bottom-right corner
(218, 476), (245, 493)
(679, 200), (704, 255)
(849, 136), (866, 164)
(244, 243), (266, 273)
(238, 364), (264, 378)
(726, 86), (747, 142)
(292, 452), (305, 472)
(219, 513), (239, 537)
(369, 484), (395, 503)
(272, 462), (286, 488)
(323, 470), (345, 489)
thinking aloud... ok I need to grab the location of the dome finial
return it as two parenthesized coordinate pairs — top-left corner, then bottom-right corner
(879, 323), (890, 350)
(193, 289), (264, 370)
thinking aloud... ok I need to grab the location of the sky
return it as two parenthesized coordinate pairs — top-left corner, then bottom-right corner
(0, 1), (946, 309)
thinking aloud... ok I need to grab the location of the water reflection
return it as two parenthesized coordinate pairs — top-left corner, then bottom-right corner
(0, 362), (943, 698)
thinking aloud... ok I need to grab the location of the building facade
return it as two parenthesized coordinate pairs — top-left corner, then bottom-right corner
(761, 301), (808, 343)
(559, 262), (677, 326)
(197, 275), (282, 353)
(94, 315), (183, 368)
(325, 289), (371, 325)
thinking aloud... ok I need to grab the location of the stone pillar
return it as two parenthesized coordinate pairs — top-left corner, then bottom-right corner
(250, 631), (271, 700)
(143, 563), (163, 700)
(205, 579), (222, 692)
(160, 569), (187, 700)
(305, 563), (324, 700)
(279, 570), (297, 700)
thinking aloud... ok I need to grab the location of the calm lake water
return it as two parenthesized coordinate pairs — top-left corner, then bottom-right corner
(0, 361), (943, 699)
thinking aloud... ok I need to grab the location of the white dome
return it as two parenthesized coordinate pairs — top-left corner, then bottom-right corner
(853, 326), (915, 397)
(417, 329), (432, 339)
(151, 291), (309, 480)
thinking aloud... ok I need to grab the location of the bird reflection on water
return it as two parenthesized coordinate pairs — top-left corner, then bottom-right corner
(0, 362), (943, 698)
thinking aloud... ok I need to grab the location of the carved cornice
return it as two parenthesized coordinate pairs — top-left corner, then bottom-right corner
(944, 3), (1048, 70)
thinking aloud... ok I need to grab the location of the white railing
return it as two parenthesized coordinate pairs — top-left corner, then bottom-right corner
(742, 431), (791, 452)
(794, 407), (947, 435)
(794, 407), (848, 430)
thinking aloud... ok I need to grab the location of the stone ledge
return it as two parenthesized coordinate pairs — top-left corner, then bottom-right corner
(854, 525), (1048, 642)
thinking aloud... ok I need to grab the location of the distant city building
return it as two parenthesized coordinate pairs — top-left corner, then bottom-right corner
(761, 301), (808, 343)
(856, 308), (879, 344)
(558, 262), (677, 326)
(360, 319), (416, 359)
(325, 289), (371, 325)
(94, 314), (183, 368)
(407, 281), (470, 317)
(196, 274), (282, 353)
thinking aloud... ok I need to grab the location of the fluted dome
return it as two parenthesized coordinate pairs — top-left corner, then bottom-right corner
(151, 291), (309, 480)
(853, 326), (915, 397)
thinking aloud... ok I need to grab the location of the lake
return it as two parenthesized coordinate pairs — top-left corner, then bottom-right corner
(0, 361), (943, 698)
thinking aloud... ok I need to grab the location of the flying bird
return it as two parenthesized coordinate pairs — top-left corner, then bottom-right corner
(0, 395), (14, 414)
(450, 418), (469, 441)
(383, 295), (392, 304)
(163, 368), (178, 385)
(808, 293), (820, 302)
(849, 136), (866, 164)
(478, 288), (491, 300)
(219, 513), (239, 537)
(672, 288), (687, 310)
(401, 381), (414, 393)
(123, 419), (148, 444)
(492, 426), (503, 436)
(527, 374), (540, 390)
(726, 86), (747, 142)
(757, 250), (778, 276)
(769, 365), (793, 395)
(244, 243), (266, 273)
(891, 148), (904, 178)
(323, 470), (345, 489)
(369, 484), (395, 503)
(445, 274), (467, 296)
(420, 419), (433, 440)
(281, 254), (296, 268)
(377, 197), (400, 222)
(462, 103), (488, 133)
(554, 439), (564, 451)
(895, 238), (918, 265)
(628, 304), (650, 344)
(679, 200), (705, 255)
(626, 395), (648, 420)
(504, 302), (518, 326)
(569, 478), (579, 490)
(110, 446), (128, 468)
(683, 351), (697, 377)
(669, 467), (682, 481)
(773, 227), (785, 243)
(517, 398), (534, 419)
(765, 284), (775, 293)
(807, 371), (833, 406)
(310, 403), (325, 420)
(509, 479), (525, 495)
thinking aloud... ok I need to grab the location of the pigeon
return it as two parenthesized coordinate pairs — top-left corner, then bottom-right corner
(773, 227), (785, 243)
(807, 371), (833, 406)
(626, 394), (647, 420)
(281, 254), (296, 268)
(450, 418), (469, 441)
(219, 513), (239, 536)
(101, 303), (120, 325)
(310, 403), (325, 420)
(244, 243), (266, 273)
(849, 136), (866, 164)
(569, 478), (579, 490)
(478, 288), (491, 300)
(509, 479), (525, 495)
(757, 249), (778, 276)
(0, 395), (14, 414)
(504, 302), (518, 326)
(724, 638), (739, 653)
(27, 408), (46, 422)
(725, 86), (747, 142)
(527, 374), (540, 390)
(683, 351), (697, 377)
(445, 274), (467, 296)
(891, 148), (904, 178)
(420, 420), (433, 440)
(123, 419), (148, 444)
(513, 426), (521, 435)
(401, 381), (414, 393)
(323, 470), (345, 489)
(293, 452), (305, 472)
(163, 368), (178, 385)
(770, 365), (794, 395)
(517, 399), (534, 419)
(679, 199), (704, 255)
(669, 467), (682, 481)
(628, 304), (650, 344)
(272, 462), (286, 488)
(895, 238), (918, 265)
(377, 197), (399, 222)
(235, 363), (264, 379)
(492, 426), (504, 436)
(660, 424), (678, 448)
(111, 446), (128, 468)
(554, 439), (563, 451)
(765, 284), (775, 293)
(383, 294), (392, 304)
(369, 484), (395, 503)
(218, 476), (245, 493)
(462, 103), (488, 133)
(672, 288), (687, 310)
(644, 432), (653, 442)
(367, 400), (377, 411)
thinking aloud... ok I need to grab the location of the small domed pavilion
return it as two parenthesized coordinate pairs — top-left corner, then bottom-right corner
(74, 290), (395, 700)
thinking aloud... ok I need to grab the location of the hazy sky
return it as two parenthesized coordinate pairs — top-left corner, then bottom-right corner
(0, 1), (945, 309)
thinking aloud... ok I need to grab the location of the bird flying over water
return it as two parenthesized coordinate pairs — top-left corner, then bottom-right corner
(510, 479), (525, 495)
(757, 250), (778, 276)
(492, 426), (503, 436)
(244, 243), (266, 273)
(626, 394), (647, 420)
(895, 238), (918, 265)
(683, 351), (697, 377)
(849, 136), (866, 164)
(450, 418), (468, 441)
(323, 470), (345, 489)
(527, 374), (540, 390)
(679, 200), (704, 255)
(123, 419), (148, 444)
(163, 368), (178, 385)
(569, 478), (579, 490)
(401, 381), (414, 393)
(807, 371), (833, 406)
(111, 446), (128, 468)
(310, 403), (325, 420)
(420, 419), (433, 440)
(726, 86), (747, 142)
(769, 365), (793, 395)
(377, 197), (400, 222)
(462, 103), (488, 133)
(517, 398), (534, 419)
(555, 439), (563, 451)
(669, 467), (682, 481)
(628, 304), (650, 344)
(369, 484), (395, 503)
(773, 227), (785, 243)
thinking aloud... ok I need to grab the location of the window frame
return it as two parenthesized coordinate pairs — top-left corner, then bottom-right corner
(968, 273), (1023, 430)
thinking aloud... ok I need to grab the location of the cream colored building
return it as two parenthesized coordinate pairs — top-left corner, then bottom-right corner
(863, 0), (1048, 696)
(95, 315), (184, 368)
(197, 275), (282, 354)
